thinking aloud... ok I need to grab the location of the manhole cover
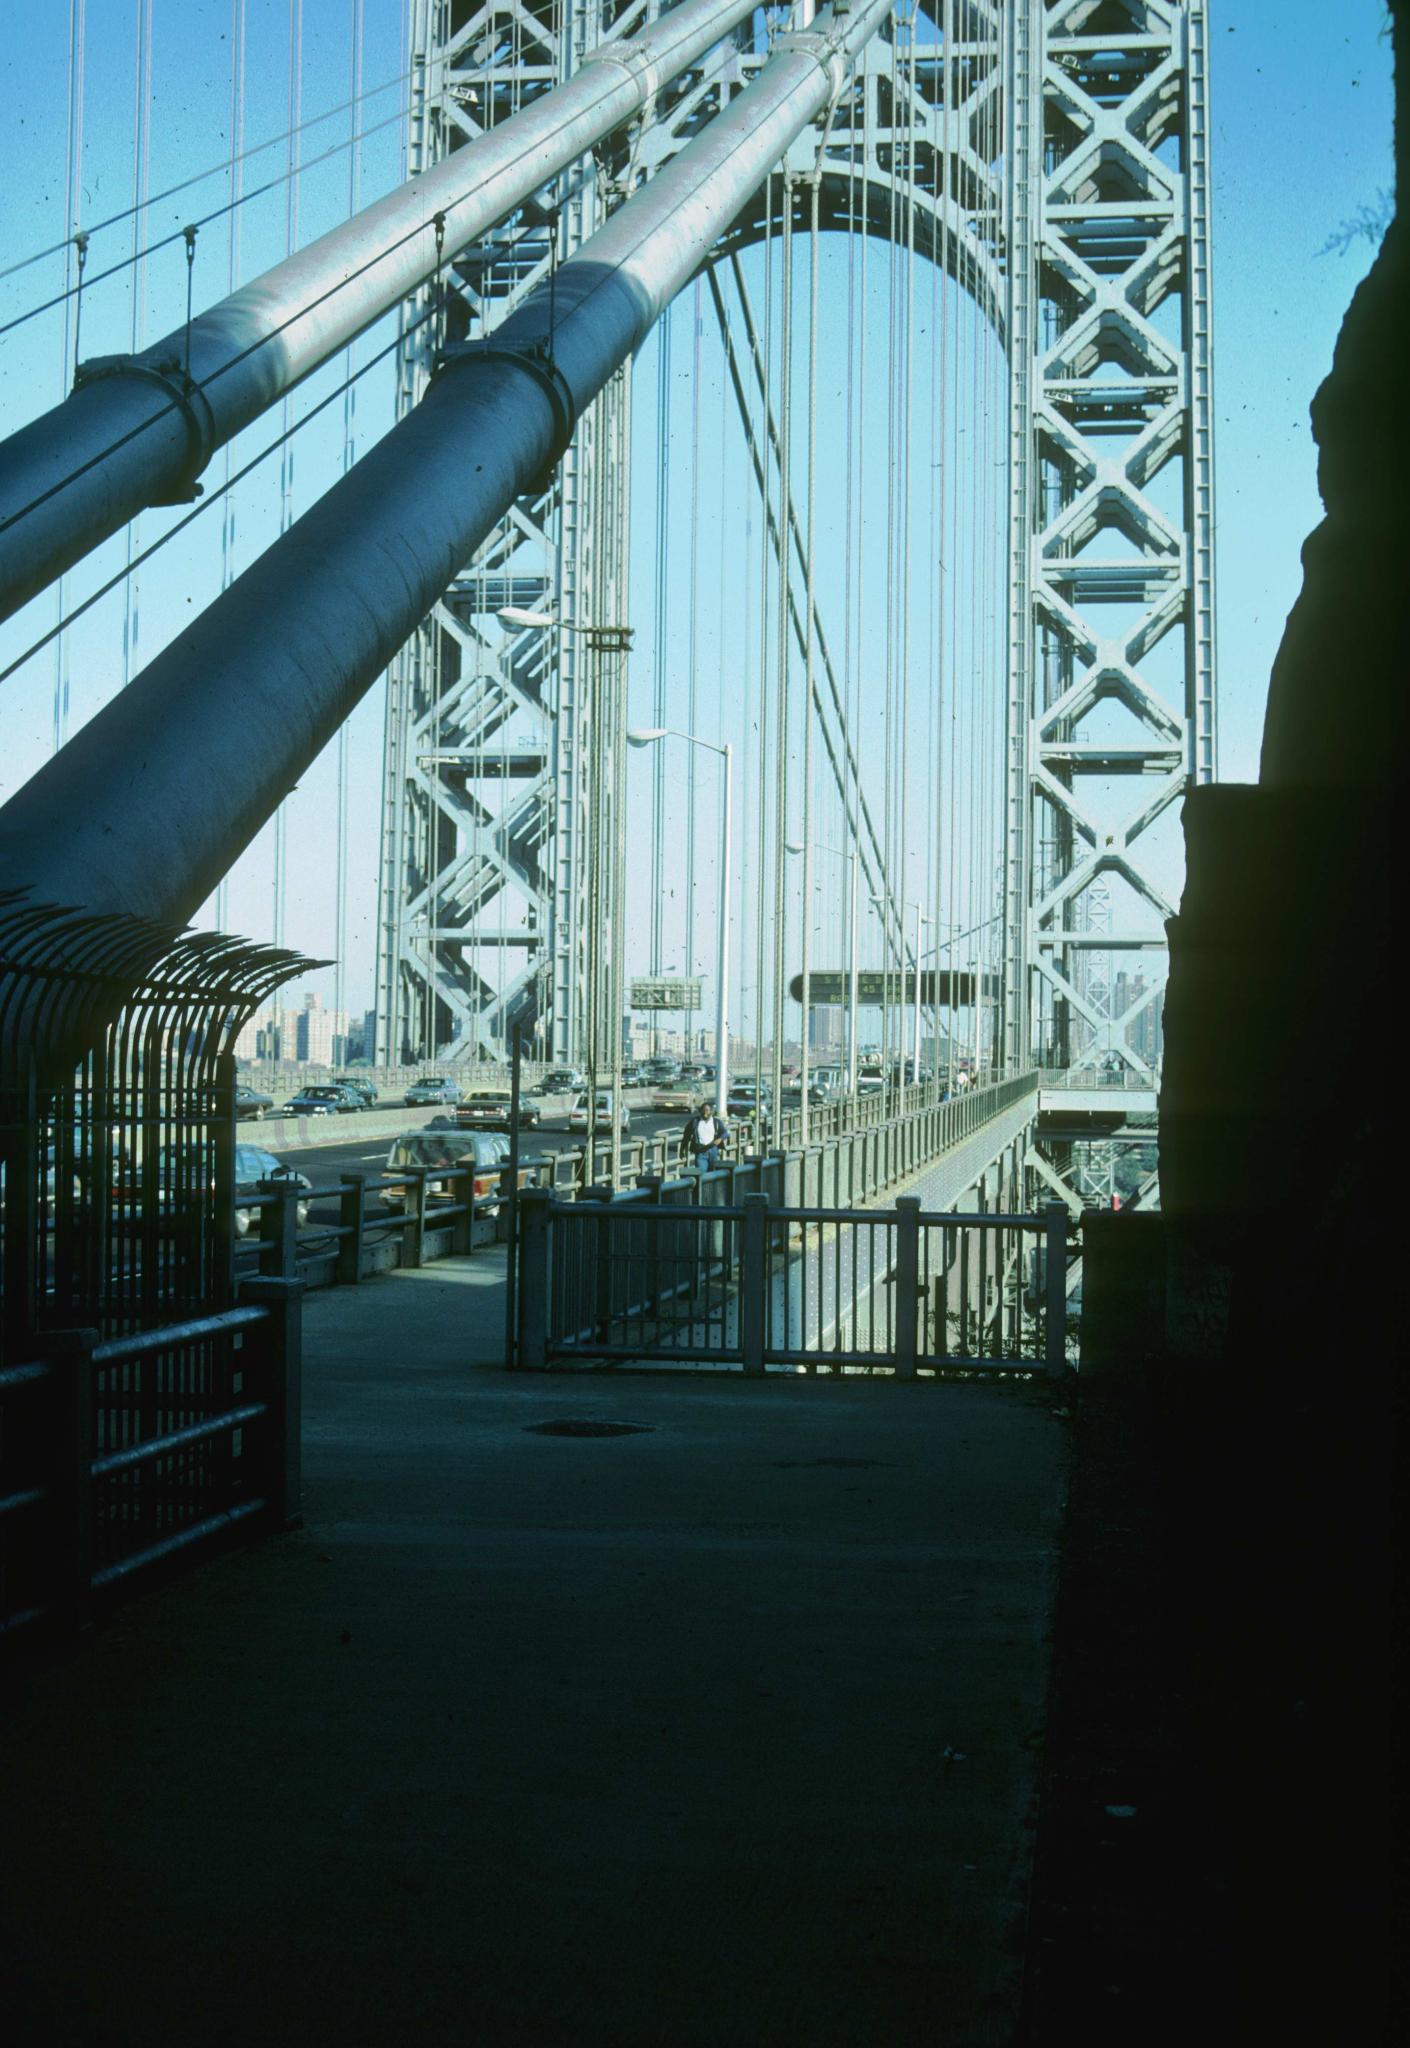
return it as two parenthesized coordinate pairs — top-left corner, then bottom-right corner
(770, 1457), (890, 1469)
(524, 1419), (653, 1438)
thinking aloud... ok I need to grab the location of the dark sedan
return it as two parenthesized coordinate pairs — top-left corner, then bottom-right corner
(453, 1089), (540, 1131)
(334, 1074), (379, 1106)
(235, 1083), (273, 1121)
(281, 1085), (360, 1116)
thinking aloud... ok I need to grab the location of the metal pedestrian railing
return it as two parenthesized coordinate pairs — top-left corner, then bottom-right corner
(0, 1281), (301, 1637)
(227, 1071), (1043, 1301)
(518, 1184), (1071, 1379)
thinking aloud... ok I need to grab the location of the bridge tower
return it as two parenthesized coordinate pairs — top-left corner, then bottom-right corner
(375, 0), (644, 1066)
(1004, 0), (1217, 1083)
(376, 1), (1216, 1088)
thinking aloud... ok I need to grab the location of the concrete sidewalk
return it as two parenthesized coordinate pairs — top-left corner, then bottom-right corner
(3, 1255), (1066, 2047)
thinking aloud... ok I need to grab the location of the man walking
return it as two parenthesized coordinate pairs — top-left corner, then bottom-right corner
(682, 1099), (726, 1173)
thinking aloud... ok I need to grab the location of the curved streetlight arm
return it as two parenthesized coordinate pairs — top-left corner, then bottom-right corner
(628, 726), (726, 758)
(626, 727), (733, 1119)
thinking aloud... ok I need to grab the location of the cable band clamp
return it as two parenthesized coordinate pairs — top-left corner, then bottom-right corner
(72, 353), (218, 504)
(435, 339), (578, 487)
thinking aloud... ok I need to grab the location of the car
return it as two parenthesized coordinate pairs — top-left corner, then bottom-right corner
(334, 1075), (379, 1107)
(534, 1067), (584, 1097)
(453, 1089), (540, 1131)
(567, 1092), (630, 1133)
(235, 1083), (273, 1121)
(282, 1084), (359, 1116)
(403, 1075), (462, 1106)
(778, 1083), (828, 1110)
(726, 1084), (773, 1130)
(379, 1130), (525, 1212)
(234, 1143), (311, 1238)
(650, 1086), (695, 1113)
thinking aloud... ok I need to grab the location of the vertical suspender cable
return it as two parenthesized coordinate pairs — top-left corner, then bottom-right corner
(121, 0), (153, 694)
(799, 170), (818, 1116)
(273, 0), (304, 954)
(945, 0), (962, 1073)
(842, 83), (858, 1087)
(851, 54), (866, 1086)
(933, 0), (950, 1074)
(650, 309), (670, 1035)
(717, 303), (732, 1067)
(685, 278), (702, 1059)
(770, 173), (794, 1117)
(334, 0), (363, 1037)
(900, 6), (917, 1076)
(215, 0), (246, 934)
(52, 0), (86, 755)
(882, 18), (899, 1095)
(753, 181), (774, 1108)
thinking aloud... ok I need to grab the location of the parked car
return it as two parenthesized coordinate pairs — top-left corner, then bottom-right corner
(567, 1092), (630, 1133)
(379, 1130), (524, 1212)
(535, 1067), (584, 1096)
(453, 1089), (540, 1131)
(234, 1144), (311, 1238)
(282, 1084), (359, 1116)
(404, 1075), (462, 1107)
(335, 1075), (379, 1107)
(235, 1083), (273, 1121)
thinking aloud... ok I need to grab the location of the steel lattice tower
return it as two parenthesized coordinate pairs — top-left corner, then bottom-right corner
(377, 1), (1215, 1076)
(1004, 0), (1216, 1079)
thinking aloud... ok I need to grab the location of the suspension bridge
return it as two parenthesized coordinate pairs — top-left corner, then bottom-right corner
(5, 4), (1402, 2039)
(0, 0), (1210, 1139)
(0, 1), (1214, 1586)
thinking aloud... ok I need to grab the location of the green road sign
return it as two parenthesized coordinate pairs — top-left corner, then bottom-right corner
(630, 976), (703, 1010)
(788, 969), (1001, 1006)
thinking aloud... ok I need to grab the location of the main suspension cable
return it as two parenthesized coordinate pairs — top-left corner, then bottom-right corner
(0, 307), (431, 696)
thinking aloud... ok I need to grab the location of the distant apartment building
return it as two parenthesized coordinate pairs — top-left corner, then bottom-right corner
(232, 1012), (262, 1061)
(297, 993), (349, 1066)
(1112, 972), (1163, 1068)
(233, 994), (350, 1064)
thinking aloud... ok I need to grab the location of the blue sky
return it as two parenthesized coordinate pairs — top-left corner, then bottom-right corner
(0, 1), (1397, 1027)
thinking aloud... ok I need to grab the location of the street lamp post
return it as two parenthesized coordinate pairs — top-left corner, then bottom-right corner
(786, 836), (861, 1140)
(912, 901), (930, 1090)
(627, 727), (733, 1126)
(920, 911), (1004, 1086)
(872, 893), (931, 1103)
(501, 605), (633, 1181)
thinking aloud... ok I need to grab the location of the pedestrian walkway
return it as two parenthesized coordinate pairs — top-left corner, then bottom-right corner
(2, 1252), (1066, 2047)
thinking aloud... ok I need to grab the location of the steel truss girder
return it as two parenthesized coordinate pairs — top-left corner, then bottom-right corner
(1004, 0), (1217, 1082)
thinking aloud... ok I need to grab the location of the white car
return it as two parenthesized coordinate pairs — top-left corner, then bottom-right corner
(567, 1092), (631, 1133)
(380, 1131), (521, 1211)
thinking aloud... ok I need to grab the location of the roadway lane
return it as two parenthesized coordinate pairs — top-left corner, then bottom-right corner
(258, 1106), (689, 1224)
